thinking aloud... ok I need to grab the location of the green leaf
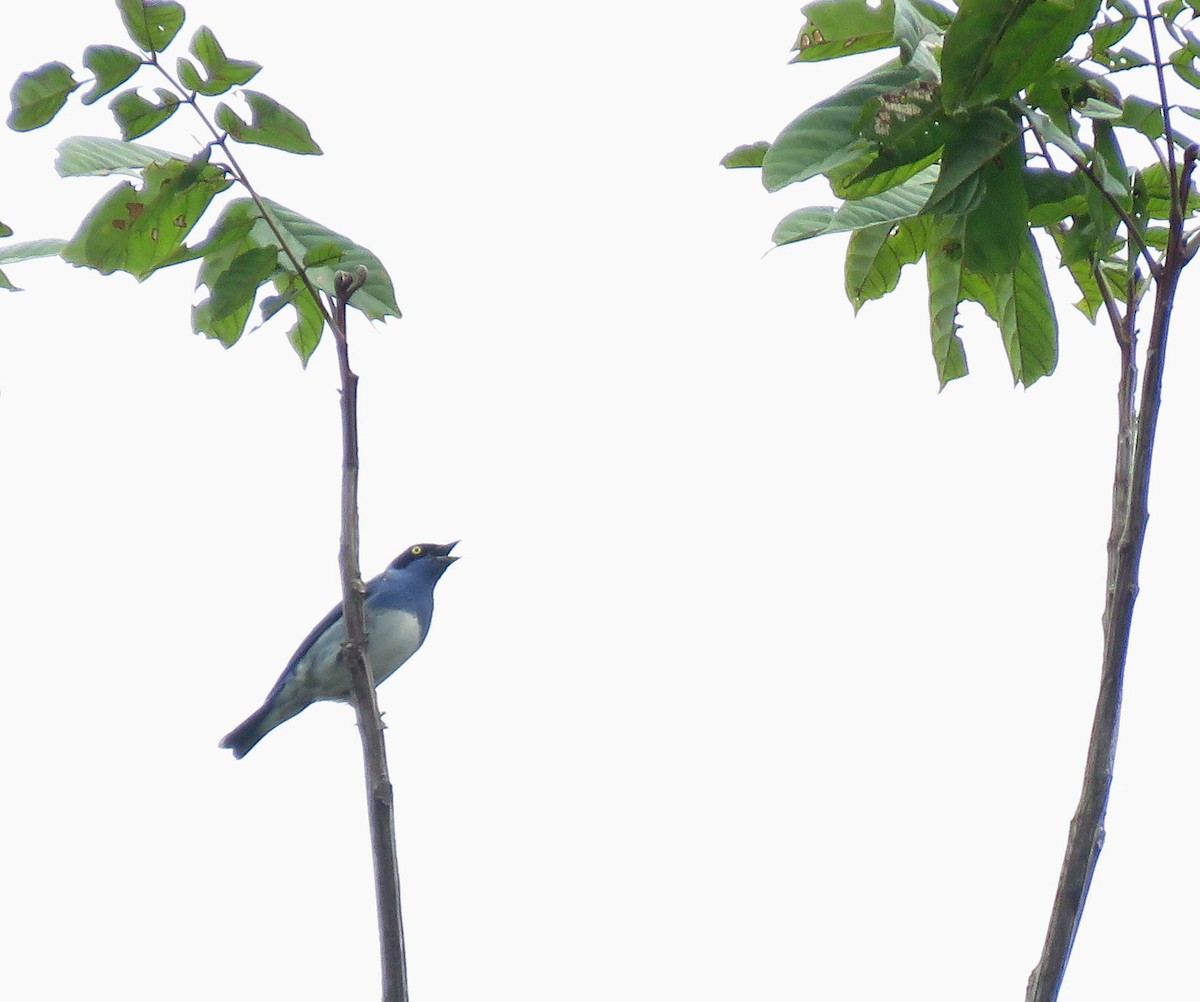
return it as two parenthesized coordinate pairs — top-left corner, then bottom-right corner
(191, 202), (262, 346)
(177, 26), (261, 96)
(1118, 94), (1164, 138)
(251, 198), (400, 320)
(117, 0), (185, 54)
(81, 46), (143, 105)
(1170, 47), (1200, 87)
(7, 62), (79, 131)
(0, 222), (12, 238)
(924, 106), (1019, 213)
(302, 242), (343, 268)
(215, 91), (322, 155)
(1089, 5), (1136, 54)
(830, 148), (941, 199)
(853, 78), (946, 179)
(1079, 97), (1123, 119)
(720, 141), (770, 169)
(1022, 103), (1089, 163)
(844, 215), (930, 310)
(0, 238), (68, 263)
(773, 164), (939, 245)
(160, 198), (256, 268)
(763, 64), (922, 191)
(893, 0), (948, 59)
(963, 136), (1029, 274)
(206, 246), (279, 322)
(287, 287), (325, 363)
(109, 87), (179, 140)
(975, 234), (1058, 385)
(942, 0), (1104, 111)
(61, 157), (233, 279)
(926, 215), (970, 386)
(55, 135), (184, 177)
(792, 0), (896, 63)
(1025, 168), (1087, 225)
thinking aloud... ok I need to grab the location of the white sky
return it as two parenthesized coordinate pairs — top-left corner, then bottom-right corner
(3, 2), (1199, 1000)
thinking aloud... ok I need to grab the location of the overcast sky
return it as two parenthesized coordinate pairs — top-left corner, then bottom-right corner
(3, 2), (1199, 1000)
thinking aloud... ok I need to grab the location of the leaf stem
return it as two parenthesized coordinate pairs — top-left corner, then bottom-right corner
(147, 56), (335, 329)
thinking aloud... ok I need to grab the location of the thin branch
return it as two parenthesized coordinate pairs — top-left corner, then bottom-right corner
(330, 266), (410, 1002)
(148, 56), (336, 329)
(1025, 140), (1198, 1002)
(1024, 112), (1163, 279)
(1145, 1), (1182, 217)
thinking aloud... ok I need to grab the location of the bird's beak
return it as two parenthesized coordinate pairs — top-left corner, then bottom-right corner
(442, 540), (460, 562)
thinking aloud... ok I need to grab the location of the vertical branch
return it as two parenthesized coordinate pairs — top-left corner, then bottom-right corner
(1027, 146), (1198, 1002)
(330, 266), (410, 1002)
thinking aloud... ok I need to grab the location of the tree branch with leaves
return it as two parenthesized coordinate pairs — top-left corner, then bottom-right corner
(724, 1), (1200, 999)
(5, 2), (409, 999)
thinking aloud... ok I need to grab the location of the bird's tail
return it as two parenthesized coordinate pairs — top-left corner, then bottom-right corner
(219, 705), (274, 760)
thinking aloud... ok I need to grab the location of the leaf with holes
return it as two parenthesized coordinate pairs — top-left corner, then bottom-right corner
(117, 0), (185, 54)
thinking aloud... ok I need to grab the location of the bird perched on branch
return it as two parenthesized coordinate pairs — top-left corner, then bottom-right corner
(220, 541), (459, 759)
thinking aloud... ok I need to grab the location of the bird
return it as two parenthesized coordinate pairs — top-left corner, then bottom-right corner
(220, 541), (459, 758)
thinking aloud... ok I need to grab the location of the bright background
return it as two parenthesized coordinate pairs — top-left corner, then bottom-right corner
(3, 3), (1198, 1000)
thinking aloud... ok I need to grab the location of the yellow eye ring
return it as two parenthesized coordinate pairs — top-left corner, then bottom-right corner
(411, 545), (423, 556)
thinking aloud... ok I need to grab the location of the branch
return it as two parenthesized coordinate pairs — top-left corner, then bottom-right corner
(149, 56), (336, 330)
(1025, 142), (1197, 1002)
(1022, 111), (1161, 280)
(330, 266), (410, 1002)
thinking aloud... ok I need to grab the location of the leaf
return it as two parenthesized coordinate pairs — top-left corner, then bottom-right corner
(251, 197), (400, 320)
(773, 164), (939, 245)
(61, 157), (233, 279)
(926, 215), (970, 386)
(893, 0), (948, 60)
(792, 0), (896, 63)
(81, 46), (143, 105)
(1025, 168), (1087, 225)
(844, 215), (930, 310)
(0, 222), (12, 238)
(117, 0), (185, 54)
(1170, 47), (1200, 88)
(924, 106), (1019, 213)
(830, 148), (940, 199)
(56, 135), (184, 177)
(720, 141), (770, 169)
(177, 26), (261, 96)
(282, 278), (326, 364)
(0, 238), (69, 263)
(109, 87), (179, 140)
(206, 246), (280, 322)
(976, 234), (1058, 385)
(942, 0), (1104, 111)
(7, 62), (79, 131)
(302, 242), (344, 268)
(191, 202), (262, 346)
(963, 136), (1029, 274)
(763, 64), (922, 191)
(215, 91), (322, 155)
(1118, 94), (1164, 139)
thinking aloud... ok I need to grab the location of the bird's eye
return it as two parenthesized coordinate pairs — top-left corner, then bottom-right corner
(411, 545), (423, 556)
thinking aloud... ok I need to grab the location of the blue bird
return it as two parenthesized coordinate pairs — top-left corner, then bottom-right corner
(220, 541), (459, 758)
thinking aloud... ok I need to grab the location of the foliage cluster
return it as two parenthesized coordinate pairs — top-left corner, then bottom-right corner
(724, 0), (1200, 386)
(2, 0), (399, 363)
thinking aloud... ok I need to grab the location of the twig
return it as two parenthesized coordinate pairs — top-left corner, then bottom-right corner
(149, 56), (336, 329)
(330, 266), (410, 1002)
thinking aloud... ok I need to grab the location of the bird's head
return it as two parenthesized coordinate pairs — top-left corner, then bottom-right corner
(389, 541), (459, 577)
